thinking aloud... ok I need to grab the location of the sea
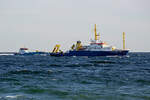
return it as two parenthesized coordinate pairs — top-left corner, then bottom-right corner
(0, 53), (150, 100)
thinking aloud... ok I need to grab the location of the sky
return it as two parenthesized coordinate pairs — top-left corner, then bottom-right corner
(0, 0), (150, 52)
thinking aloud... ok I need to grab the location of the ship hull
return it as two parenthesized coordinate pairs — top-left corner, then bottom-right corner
(50, 50), (129, 57)
(14, 52), (49, 56)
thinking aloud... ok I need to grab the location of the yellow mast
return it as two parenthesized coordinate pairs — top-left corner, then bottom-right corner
(94, 24), (98, 41)
(123, 32), (125, 50)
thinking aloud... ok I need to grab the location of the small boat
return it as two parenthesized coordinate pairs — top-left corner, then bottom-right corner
(50, 24), (129, 56)
(14, 48), (49, 56)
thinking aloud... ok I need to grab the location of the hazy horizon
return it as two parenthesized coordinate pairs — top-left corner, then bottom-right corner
(0, 0), (150, 52)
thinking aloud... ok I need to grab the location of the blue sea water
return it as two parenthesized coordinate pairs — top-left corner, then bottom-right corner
(0, 53), (150, 100)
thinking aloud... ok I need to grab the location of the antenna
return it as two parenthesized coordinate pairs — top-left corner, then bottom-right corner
(94, 24), (97, 41)
(123, 32), (125, 50)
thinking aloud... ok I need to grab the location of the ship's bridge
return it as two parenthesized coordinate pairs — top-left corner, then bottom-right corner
(19, 48), (29, 54)
(87, 40), (112, 51)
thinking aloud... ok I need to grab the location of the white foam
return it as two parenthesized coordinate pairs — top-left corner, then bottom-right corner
(6, 95), (22, 99)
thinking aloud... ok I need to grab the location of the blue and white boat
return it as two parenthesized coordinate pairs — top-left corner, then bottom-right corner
(50, 24), (129, 56)
(14, 48), (49, 56)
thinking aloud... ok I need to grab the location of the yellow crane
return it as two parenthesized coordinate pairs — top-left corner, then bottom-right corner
(52, 44), (61, 53)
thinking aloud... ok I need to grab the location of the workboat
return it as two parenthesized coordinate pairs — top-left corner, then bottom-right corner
(14, 48), (49, 56)
(50, 24), (129, 56)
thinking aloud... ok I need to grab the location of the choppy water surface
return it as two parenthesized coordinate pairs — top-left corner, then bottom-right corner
(0, 53), (150, 100)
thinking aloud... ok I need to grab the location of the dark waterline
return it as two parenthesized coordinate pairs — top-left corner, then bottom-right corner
(0, 53), (150, 100)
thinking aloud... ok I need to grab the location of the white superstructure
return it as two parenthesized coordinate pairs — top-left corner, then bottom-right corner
(73, 24), (116, 51)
